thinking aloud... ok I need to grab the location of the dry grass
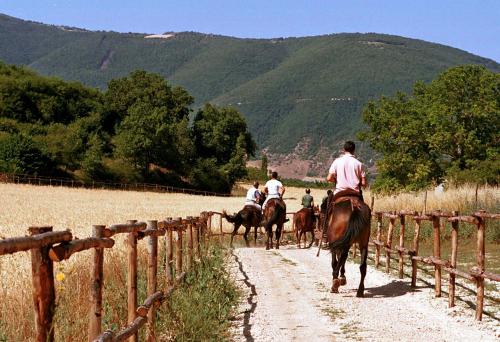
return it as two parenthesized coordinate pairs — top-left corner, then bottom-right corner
(0, 183), (498, 340)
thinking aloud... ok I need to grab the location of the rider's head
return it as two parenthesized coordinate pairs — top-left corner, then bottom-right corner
(253, 181), (259, 188)
(305, 188), (311, 194)
(343, 141), (355, 154)
(327, 189), (333, 195)
(271, 171), (278, 179)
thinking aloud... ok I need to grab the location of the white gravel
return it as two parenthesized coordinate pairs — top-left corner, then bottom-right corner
(229, 246), (498, 341)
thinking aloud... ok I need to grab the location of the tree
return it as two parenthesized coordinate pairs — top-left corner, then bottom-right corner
(0, 133), (54, 175)
(261, 153), (268, 175)
(109, 71), (195, 178)
(192, 103), (256, 191)
(360, 65), (499, 193)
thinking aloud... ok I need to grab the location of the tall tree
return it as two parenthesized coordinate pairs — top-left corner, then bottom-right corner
(360, 65), (499, 193)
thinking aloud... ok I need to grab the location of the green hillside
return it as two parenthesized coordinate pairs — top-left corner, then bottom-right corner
(1, 13), (498, 160)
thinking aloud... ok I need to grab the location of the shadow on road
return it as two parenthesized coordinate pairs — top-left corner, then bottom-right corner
(364, 280), (425, 298)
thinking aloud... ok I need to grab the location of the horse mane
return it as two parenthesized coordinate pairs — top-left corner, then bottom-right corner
(329, 200), (370, 251)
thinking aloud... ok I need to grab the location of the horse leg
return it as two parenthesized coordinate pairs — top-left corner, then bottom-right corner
(331, 252), (340, 293)
(230, 223), (240, 248)
(265, 222), (273, 250)
(296, 227), (300, 248)
(243, 225), (250, 247)
(308, 230), (314, 248)
(357, 245), (368, 297)
(275, 223), (283, 249)
(340, 261), (347, 286)
(254, 226), (258, 245)
(332, 250), (349, 293)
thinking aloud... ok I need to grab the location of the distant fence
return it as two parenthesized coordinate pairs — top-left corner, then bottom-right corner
(0, 172), (231, 197)
(0, 212), (215, 341)
(370, 209), (499, 321)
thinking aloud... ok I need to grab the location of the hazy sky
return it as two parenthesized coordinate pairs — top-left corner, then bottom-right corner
(1, 0), (499, 62)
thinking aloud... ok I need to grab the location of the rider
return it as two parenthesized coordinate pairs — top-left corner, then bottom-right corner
(320, 189), (333, 214)
(262, 171), (285, 210)
(301, 188), (314, 209)
(326, 141), (367, 198)
(245, 181), (262, 210)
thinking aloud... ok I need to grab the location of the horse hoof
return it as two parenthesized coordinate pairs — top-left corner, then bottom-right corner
(331, 278), (341, 293)
(356, 291), (364, 298)
(340, 277), (347, 286)
(275, 244), (280, 249)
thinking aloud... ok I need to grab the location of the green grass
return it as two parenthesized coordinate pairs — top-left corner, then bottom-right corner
(155, 244), (240, 341)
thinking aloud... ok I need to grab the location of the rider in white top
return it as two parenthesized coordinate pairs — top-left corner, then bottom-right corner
(263, 171), (285, 209)
(245, 181), (262, 210)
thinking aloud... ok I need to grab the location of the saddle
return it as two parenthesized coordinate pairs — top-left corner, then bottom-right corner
(327, 189), (366, 213)
(267, 197), (286, 210)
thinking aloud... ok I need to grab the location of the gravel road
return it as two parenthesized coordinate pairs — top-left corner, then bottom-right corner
(229, 246), (498, 341)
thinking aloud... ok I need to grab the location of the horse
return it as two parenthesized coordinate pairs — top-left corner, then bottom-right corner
(294, 207), (317, 248)
(222, 193), (266, 247)
(326, 190), (371, 297)
(262, 198), (287, 250)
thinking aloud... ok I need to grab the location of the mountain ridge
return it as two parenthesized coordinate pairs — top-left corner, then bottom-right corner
(1, 13), (499, 178)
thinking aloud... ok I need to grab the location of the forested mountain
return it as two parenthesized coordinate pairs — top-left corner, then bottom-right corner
(1, 13), (499, 176)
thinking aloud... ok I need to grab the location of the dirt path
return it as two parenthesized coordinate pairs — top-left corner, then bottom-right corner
(230, 246), (498, 341)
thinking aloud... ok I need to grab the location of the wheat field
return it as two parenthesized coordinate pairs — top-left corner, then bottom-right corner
(0, 182), (498, 340)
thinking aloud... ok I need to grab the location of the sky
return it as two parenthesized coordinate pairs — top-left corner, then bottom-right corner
(1, 0), (499, 62)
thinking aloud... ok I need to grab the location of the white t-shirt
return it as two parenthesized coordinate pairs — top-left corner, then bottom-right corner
(246, 187), (259, 202)
(328, 153), (365, 194)
(265, 179), (283, 197)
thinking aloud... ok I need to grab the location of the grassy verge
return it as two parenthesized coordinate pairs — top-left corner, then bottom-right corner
(156, 244), (239, 341)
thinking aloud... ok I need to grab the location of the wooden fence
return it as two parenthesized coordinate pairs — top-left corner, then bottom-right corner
(370, 209), (499, 321)
(0, 172), (231, 197)
(0, 212), (213, 342)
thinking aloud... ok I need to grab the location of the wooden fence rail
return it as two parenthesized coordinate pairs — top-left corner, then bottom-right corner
(370, 209), (499, 321)
(0, 212), (212, 342)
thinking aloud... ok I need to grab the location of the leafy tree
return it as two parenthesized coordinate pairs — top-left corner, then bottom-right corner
(0, 133), (54, 174)
(192, 104), (255, 191)
(261, 153), (268, 175)
(360, 65), (499, 193)
(110, 72), (195, 177)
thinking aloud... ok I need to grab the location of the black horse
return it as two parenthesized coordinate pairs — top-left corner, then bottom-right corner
(222, 193), (266, 247)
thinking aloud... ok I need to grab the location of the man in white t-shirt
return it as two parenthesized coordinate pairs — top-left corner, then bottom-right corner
(327, 141), (367, 196)
(262, 171), (285, 209)
(245, 181), (262, 210)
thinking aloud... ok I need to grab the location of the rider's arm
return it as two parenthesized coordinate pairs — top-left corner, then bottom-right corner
(264, 187), (269, 194)
(327, 172), (336, 183)
(279, 186), (285, 197)
(361, 175), (367, 189)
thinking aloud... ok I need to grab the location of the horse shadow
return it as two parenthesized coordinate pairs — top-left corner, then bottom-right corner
(362, 280), (425, 298)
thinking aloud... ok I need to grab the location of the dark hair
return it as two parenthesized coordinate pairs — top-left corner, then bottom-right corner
(253, 181), (259, 188)
(327, 189), (333, 195)
(305, 188), (310, 194)
(343, 141), (355, 153)
(271, 171), (278, 179)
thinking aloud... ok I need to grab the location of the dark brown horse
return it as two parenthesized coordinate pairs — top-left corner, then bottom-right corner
(262, 198), (287, 250)
(326, 190), (371, 297)
(222, 193), (266, 247)
(294, 207), (317, 248)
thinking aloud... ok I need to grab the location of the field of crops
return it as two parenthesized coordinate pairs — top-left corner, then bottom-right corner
(0, 183), (498, 339)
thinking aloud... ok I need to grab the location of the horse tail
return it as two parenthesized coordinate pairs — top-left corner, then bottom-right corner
(222, 210), (238, 223)
(265, 202), (284, 228)
(329, 202), (371, 252)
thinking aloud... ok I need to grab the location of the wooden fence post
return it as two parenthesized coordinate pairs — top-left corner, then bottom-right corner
(29, 226), (56, 342)
(475, 211), (486, 321)
(375, 213), (382, 268)
(187, 217), (194, 270)
(207, 213), (212, 237)
(432, 213), (442, 297)
(146, 220), (158, 341)
(127, 220), (138, 342)
(411, 218), (421, 287)
(219, 214), (223, 243)
(449, 211), (458, 308)
(193, 218), (200, 260)
(89, 225), (106, 341)
(385, 217), (395, 273)
(398, 215), (405, 279)
(165, 218), (174, 286)
(175, 218), (183, 275)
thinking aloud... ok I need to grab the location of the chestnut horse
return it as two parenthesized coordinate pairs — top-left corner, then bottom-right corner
(263, 198), (287, 250)
(222, 193), (266, 247)
(294, 207), (317, 248)
(326, 190), (371, 297)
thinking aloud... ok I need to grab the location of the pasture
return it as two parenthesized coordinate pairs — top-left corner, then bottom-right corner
(0, 182), (498, 340)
